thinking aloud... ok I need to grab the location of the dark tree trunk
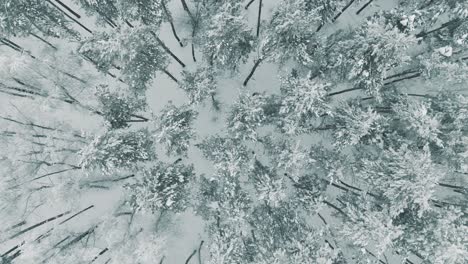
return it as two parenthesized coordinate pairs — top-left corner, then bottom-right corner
(180, 0), (195, 22)
(162, 1), (184, 47)
(54, 0), (81, 18)
(162, 69), (179, 83)
(29, 167), (80, 183)
(191, 24), (197, 62)
(59, 205), (94, 225)
(90, 248), (109, 263)
(327, 86), (362, 97)
(256, 0), (263, 37)
(383, 73), (421, 86)
(332, 0), (358, 22)
(10, 211), (71, 239)
(130, 114), (149, 121)
(316, 23), (324, 32)
(191, 43), (197, 62)
(185, 249), (197, 264)
(245, 0), (256, 10)
(31, 33), (57, 49)
(384, 68), (419, 80)
(46, 0), (93, 34)
(243, 58), (264, 86)
(151, 32), (186, 67)
(197, 240), (204, 264)
(356, 0), (374, 15)
(416, 19), (461, 38)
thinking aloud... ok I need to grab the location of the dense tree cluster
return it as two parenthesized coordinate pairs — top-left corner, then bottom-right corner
(0, 0), (467, 263)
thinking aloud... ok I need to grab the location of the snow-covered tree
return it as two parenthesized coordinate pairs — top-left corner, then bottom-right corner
(179, 66), (217, 105)
(332, 102), (387, 147)
(227, 93), (280, 141)
(79, 25), (170, 91)
(195, 0), (254, 71)
(95, 84), (147, 129)
(278, 75), (332, 134)
(0, 0), (78, 38)
(130, 161), (195, 213)
(79, 128), (156, 174)
(259, 0), (322, 65)
(153, 103), (197, 156)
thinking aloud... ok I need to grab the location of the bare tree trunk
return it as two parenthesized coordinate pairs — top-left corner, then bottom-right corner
(31, 33), (57, 49)
(162, 69), (179, 83)
(245, 0), (256, 10)
(185, 249), (197, 264)
(130, 114), (149, 121)
(53, 0), (81, 18)
(327, 86), (362, 97)
(197, 240), (204, 264)
(10, 211), (71, 239)
(356, 0), (374, 15)
(416, 19), (461, 38)
(256, 0), (263, 37)
(180, 0), (195, 22)
(151, 32), (186, 67)
(384, 68), (419, 80)
(332, 0), (358, 22)
(383, 73), (421, 86)
(243, 58), (264, 86)
(162, 1), (184, 47)
(90, 248), (109, 263)
(59, 205), (94, 225)
(29, 167), (80, 183)
(46, 0), (93, 34)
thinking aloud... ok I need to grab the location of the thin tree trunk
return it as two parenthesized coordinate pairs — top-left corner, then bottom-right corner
(87, 174), (135, 184)
(162, 69), (179, 83)
(384, 68), (419, 80)
(180, 0), (195, 22)
(256, 0), (263, 37)
(197, 240), (204, 264)
(191, 21), (197, 62)
(130, 114), (149, 121)
(383, 73), (421, 86)
(323, 201), (349, 218)
(54, 0), (81, 18)
(31, 33), (57, 49)
(0, 38), (23, 52)
(185, 249), (197, 264)
(356, 0), (374, 15)
(416, 19), (460, 38)
(59, 205), (94, 225)
(191, 43), (197, 62)
(61, 226), (96, 249)
(245, 0), (256, 10)
(125, 119), (148, 123)
(243, 58), (264, 86)
(438, 182), (466, 190)
(10, 211), (71, 239)
(327, 86), (362, 97)
(162, 1), (184, 47)
(151, 32), (186, 67)
(46, 0), (93, 34)
(332, 0), (357, 22)
(30, 167), (80, 183)
(90, 248), (109, 263)
(1, 242), (25, 257)
(159, 256), (165, 264)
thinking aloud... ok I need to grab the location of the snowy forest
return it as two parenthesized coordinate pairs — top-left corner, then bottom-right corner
(0, 0), (467, 263)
